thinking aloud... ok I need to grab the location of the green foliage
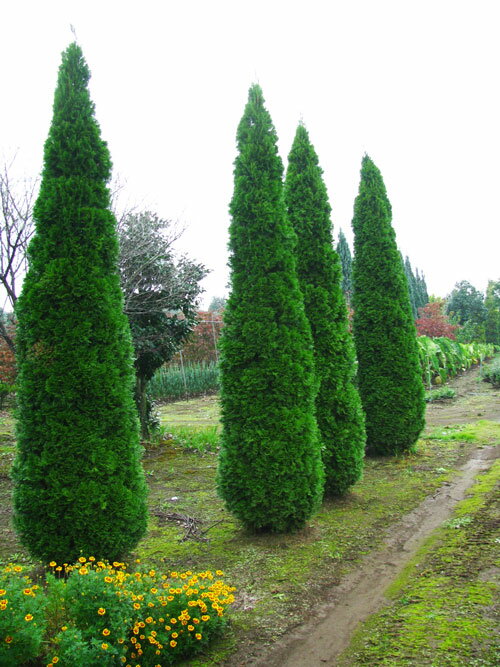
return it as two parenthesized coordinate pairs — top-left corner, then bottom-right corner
(149, 362), (219, 402)
(0, 559), (235, 666)
(118, 211), (207, 438)
(424, 387), (456, 402)
(484, 279), (500, 344)
(218, 85), (324, 531)
(160, 424), (220, 453)
(351, 156), (425, 455)
(446, 280), (487, 326)
(417, 336), (495, 387)
(12, 43), (147, 563)
(336, 229), (353, 302)
(481, 357), (500, 387)
(0, 564), (47, 664)
(285, 123), (365, 495)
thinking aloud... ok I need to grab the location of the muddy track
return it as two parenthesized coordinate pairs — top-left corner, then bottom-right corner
(250, 365), (500, 666)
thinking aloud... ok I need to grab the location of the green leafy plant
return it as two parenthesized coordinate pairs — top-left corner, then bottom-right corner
(0, 564), (47, 664)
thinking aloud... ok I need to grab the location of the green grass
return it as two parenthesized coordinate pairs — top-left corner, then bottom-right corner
(338, 460), (500, 666)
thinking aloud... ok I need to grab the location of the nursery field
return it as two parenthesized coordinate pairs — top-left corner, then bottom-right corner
(0, 362), (499, 666)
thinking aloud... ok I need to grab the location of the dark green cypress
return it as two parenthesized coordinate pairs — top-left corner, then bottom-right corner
(217, 86), (323, 532)
(285, 124), (365, 495)
(12, 44), (147, 563)
(351, 156), (425, 456)
(404, 256), (418, 318)
(337, 229), (353, 303)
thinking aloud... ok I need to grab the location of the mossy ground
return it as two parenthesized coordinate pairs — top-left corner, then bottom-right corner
(338, 459), (499, 666)
(0, 367), (498, 664)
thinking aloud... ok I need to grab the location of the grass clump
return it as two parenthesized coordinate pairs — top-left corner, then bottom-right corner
(151, 424), (220, 453)
(0, 559), (235, 666)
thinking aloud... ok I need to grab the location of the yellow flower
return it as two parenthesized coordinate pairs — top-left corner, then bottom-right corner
(101, 642), (109, 650)
(170, 640), (177, 647)
(23, 588), (32, 596)
(88, 556), (95, 562)
(216, 570), (224, 576)
(145, 616), (153, 624)
(170, 571), (178, 578)
(171, 632), (178, 639)
(195, 633), (202, 640)
(201, 615), (210, 621)
(149, 570), (156, 577)
(5, 636), (13, 643)
(52, 659), (59, 665)
(14, 566), (22, 573)
(104, 576), (113, 583)
(61, 626), (67, 631)
(78, 557), (86, 563)
(188, 625), (195, 631)
(25, 614), (34, 621)
(0, 590), (5, 596)
(148, 602), (154, 607)
(102, 628), (110, 636)
(79, 567), (88, 575)
(49, 561), (56, 568)
(98, 607), (106, 615)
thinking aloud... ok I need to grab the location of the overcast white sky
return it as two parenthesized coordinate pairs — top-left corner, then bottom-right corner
(1, 0), (498, 307)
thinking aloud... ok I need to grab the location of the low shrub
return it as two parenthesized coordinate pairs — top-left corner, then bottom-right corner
(0, 560), (235, 666)
(0, 564), (47, 665)
(481, 358), (500, 387)
(425, 387), (456, 402)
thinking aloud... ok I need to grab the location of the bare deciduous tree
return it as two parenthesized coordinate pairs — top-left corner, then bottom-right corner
(0, 159), (37, 351)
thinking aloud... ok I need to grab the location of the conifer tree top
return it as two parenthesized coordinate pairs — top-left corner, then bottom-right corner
(42, 42), (111, 183)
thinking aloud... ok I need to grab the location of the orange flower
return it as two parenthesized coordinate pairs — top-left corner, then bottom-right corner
(5, 636), (13, 643)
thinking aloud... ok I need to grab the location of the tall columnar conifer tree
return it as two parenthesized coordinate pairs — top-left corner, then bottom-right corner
(285, 124), (365, 495)
(336, 228), (353, 303)
(13, 43), (147, 563)
(217, 86), (323, 531)
(351, 156), (425, 456)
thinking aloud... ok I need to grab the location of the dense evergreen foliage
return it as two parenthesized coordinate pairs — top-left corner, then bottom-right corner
(484, 279), (500, 344)
(285, 124), (365, 495)
(217, 86), (324, 531)
(404, 256), (428, 318)
(336, 229), (353, 303)
(351, 156), (425, 455)
(12, 44), (147, 563)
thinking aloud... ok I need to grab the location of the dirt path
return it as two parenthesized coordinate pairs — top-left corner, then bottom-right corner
(252, 366), (500, 666)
